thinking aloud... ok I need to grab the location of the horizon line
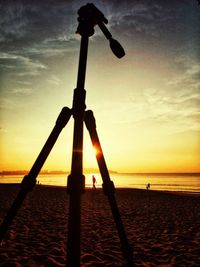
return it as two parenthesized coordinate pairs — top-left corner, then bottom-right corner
(1, 170), (200, 176)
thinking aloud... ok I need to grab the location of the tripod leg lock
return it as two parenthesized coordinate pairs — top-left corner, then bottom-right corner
(20, 175), (36, 192)
(67, 174), (85, 194)
(56, 107), (72, 128)
(102, 180), (115, 196)
(72, 88), (86, 116)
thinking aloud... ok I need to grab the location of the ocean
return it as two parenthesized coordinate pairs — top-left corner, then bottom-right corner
(0, 173), (200, 193)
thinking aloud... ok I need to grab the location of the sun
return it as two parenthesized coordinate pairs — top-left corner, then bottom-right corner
(93, 146), (100, 156)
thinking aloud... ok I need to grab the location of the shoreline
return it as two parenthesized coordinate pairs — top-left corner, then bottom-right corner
(0, 182), (200, 196)
(1, 184), (200, 266)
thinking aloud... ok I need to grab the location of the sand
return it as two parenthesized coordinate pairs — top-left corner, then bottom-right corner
(0, 184), (200, 266)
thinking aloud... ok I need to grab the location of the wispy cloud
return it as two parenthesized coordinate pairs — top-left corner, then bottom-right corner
(12, 88), (33, 95)
(167, 54), (200, 94)
(0, 2), (29, 42)
(108, 2), (165, 37)
(0, 1), (76, 48)
(17, 81), (32, 86)
(0, 52), (47, 77)
(106, 0), (200, 53)
(24, 35), (79, 58)
(47, 75), (62, 86)
(99, 81), (200, 135)
(0, 97), (16, 110)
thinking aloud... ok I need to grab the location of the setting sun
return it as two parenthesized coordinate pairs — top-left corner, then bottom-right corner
(93, 146), (99, 156)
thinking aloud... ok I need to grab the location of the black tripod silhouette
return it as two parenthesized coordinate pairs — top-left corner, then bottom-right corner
(0, 4), (134, 267)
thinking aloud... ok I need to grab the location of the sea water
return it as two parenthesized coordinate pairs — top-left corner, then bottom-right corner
(0, 173), (200, 193)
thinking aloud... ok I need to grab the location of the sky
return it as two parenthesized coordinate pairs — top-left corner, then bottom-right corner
(0, 0), (200, 173)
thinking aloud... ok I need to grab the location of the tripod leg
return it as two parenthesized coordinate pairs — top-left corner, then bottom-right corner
(0, 107), (72, 241)
(85, 110), (134, 267)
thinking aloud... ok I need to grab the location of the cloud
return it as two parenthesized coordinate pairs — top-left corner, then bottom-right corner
(0, 2), (29, 42)
(12, 88), (33, 94)
(105, 0), (200, 52)
(17, 81), (32, 85)
(105, 81), (200, 135)
(1, 0), (199, 59)
(167, 54), (200, 94)
(0, 1), (76, 48)
(47, 75), (62, 86)
(108, 2), (163, 36)
(0, 97), (16, 110)
(25, 35), (79, 58)
(0, 52), (47, 77)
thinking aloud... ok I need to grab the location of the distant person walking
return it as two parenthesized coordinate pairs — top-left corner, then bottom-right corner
(92, 175), (97, 190)
(146, 183), (150, 190)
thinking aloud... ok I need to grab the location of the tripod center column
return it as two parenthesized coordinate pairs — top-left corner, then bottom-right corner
(66, 35), (88, 267)
(67, 35), (88, 192)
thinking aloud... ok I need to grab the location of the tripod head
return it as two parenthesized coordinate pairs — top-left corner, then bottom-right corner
(76, 3), (125, 58)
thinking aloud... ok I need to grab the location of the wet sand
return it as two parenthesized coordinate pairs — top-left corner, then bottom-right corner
(0, 184), (200, 266)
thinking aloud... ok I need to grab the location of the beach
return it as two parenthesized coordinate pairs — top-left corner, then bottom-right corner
(0, 184), (200, 266)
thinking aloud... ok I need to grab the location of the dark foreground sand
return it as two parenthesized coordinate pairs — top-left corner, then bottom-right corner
(0, 184), (200, 266)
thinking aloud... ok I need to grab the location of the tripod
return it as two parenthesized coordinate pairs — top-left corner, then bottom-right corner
(0, 4), (133, 267)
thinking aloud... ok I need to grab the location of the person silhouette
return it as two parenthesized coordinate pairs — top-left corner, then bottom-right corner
(146, 183), (150, 190)
(92, 175), (97, 190)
